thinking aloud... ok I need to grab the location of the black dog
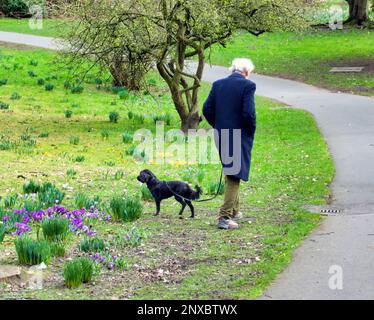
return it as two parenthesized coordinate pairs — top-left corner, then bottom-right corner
(137, 169), (202, 218)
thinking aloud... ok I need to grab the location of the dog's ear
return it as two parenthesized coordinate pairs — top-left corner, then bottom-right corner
(144, 169), (156, 178)
(144, 173), (151, 182)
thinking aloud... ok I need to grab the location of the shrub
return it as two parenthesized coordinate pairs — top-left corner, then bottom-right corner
(122, 131), (133, 144)
(104, 160), (115, 167)
(100, 129), (110, 139)
(2, 194), (18, 209)
(14, 235), (51, 266)
(50, 241), (66, 257)
(114, 170), (124, 180)
(74, 192), (89, 209)
(71, 85), (84, 94)
(140, 184), (154, 201)
(64, 80), (71, 89)
(79, 257), (95, 283)
(75, 155), (85, 163)
(63, 259), (82, 288)
(37, 78), (45, 86)
(28, 71), (37, 78)
(133, 114), (145, 124)
(38, 183), (65, 207)
(196, 169), (205, 184)
(66, 168), (77, 179)
(45, 84), (54, 91)
(74, 192), (100, 209)
(122, 227), (148, 247)
(110, 196), (142, 222)
(63, 257), (94, 288)
(153, 113), (172, 126)
(95, 77), (102, 85)
(10, 91), (21, 100)
(125, 145), (136, 156)
(119, 89), (129, 100)
(0, 223), (5, 243)
(205, 181), (225, 195)
(38, 132), (49, 138)
(0, 0), (29, 17)
(65, 110), (73, 118)
(29, 59), (38, 66)
(79, 236), (106, 253)
(69, 136), (80, 145)
(111, 86), (126, 94)
(20, 130), (32, 141)
(23, 180), (41, 194)
(41, 217), (70, 242)
(109, 111), (119, 123)
(148, 78), (157, 86)
(0, 79), (8, 86)
(0, 102), (10, 110)
(23, 198), (43, 213)
(0, 137), (13, 150)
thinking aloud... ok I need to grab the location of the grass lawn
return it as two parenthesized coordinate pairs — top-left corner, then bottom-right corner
(0, 45), (334, 300)
(0, 18), (69, 37)
(209, 28), (374, 96)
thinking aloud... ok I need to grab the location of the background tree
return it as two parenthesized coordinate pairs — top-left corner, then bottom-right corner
(62, 0), (318, 131)
(345, 0), (371, 24)
(60, 0), (155, 90)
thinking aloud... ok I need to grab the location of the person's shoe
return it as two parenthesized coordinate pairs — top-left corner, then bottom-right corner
(232, 211), (243, 221)
(218, 217), (239, 230)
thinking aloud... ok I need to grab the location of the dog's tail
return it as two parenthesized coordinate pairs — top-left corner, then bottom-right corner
(191, 185), (203, 200)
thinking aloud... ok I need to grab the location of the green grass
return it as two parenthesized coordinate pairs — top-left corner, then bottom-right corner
(209, 28), (374, 96)
(1, 7), (373, 96)
(0, 46), (334, 300)
(0, 18), (69, 37)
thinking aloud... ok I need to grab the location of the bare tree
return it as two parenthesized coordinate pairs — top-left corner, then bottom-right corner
(61, 0), (318, 131)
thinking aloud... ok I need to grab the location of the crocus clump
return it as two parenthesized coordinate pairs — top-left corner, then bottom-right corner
(14, 222), (32, 236)
(89, 252), (128, 270)
(7, 205), (111, 238)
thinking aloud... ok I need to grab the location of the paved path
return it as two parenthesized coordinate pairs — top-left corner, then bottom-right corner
(1, 31), (374, 299)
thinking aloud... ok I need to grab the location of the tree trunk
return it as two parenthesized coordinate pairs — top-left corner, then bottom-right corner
(346, 0), (369, 24)
(181, 110), (201, 132)
(108, 55), (144, 91)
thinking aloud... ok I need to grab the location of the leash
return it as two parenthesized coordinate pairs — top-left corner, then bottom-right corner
(165, 168), (224, 203)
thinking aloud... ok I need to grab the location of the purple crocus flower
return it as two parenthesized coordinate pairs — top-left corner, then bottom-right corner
(22, 215), (30, 224)
(94, 253), (100, 259)
(2, 215), (8, 222)
(31, 210), (44, 222)
(108, 262), (114, 270)
(14, 208), (26, 215)
(99, 256), (105, 263)
(14, 222), (31, 236)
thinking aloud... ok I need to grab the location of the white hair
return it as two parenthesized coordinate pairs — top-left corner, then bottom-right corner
(229, 58), (255, 74)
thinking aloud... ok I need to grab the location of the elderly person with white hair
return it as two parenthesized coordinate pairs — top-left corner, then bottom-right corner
(203, 58), (257, 230)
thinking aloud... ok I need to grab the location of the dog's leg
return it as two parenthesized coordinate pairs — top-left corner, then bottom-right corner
(186, 200), (195, 218)
(174, 196), (186, 218)
(155, 200), (161, 216)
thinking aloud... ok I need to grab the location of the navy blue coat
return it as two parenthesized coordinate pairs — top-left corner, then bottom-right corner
(203, 73), (257, 182)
